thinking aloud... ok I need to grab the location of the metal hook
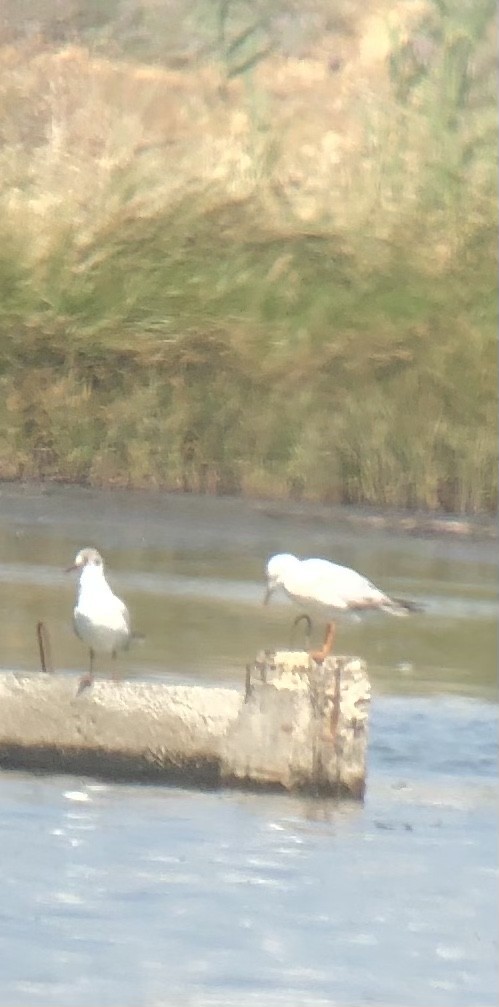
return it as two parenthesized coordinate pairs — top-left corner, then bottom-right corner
(290, 612), (313, 650)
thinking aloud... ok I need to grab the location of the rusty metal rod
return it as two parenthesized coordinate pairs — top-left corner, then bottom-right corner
(36, 621), (53, 674)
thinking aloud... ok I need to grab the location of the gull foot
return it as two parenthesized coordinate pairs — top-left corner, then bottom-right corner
(308, 649), (328, 664)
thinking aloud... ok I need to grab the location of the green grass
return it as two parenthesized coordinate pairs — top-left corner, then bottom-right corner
(0, 0), (496, 512)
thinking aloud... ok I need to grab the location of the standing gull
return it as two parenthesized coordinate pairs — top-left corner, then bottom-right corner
(264, 552), (420, 662)
(67, 547), (132, 694)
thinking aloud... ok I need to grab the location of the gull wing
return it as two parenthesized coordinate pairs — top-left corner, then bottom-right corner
(116, 595), (131, 635)
(298, 558), (390, 611)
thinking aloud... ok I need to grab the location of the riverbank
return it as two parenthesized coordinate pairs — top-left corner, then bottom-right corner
(0, 0), (496, 514)
(0, 479), (496, 543)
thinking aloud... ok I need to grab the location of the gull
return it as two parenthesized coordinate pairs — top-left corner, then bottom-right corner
(66, 547), (132, 694)
(264, 552), (421, 661)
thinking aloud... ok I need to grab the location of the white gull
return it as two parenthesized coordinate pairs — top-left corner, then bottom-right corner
(67, 547), (132, 694)
(264, 552), (421, 661)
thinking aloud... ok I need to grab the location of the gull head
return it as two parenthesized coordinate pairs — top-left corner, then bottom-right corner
(66, 547), (104, 574)
(263, 553), (299, 604)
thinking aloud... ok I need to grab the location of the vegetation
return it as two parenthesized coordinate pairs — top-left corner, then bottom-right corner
(0, 0), (496, 512)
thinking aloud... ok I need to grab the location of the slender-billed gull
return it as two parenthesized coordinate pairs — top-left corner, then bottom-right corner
(66, 547), (131, 694)
(264, 552), (421, 661)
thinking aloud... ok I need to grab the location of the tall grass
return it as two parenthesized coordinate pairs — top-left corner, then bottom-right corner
(0, 0), (496, 512)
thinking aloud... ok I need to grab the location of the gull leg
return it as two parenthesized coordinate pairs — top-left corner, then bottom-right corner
(309, 621), (336, 663)
(76, 648), (95, 696)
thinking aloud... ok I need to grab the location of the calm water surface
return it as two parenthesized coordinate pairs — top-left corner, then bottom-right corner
(0, 485), (497, 1006)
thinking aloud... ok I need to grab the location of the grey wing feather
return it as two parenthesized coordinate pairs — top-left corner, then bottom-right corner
(118, 598), (131, 635)
(73, 608), (82, 641)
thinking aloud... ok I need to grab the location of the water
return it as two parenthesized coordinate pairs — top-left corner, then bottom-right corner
(0, 484), (495, 695)
(0, 484), (497, 1006)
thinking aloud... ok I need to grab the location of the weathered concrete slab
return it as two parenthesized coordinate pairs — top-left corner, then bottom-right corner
(222, 651), (370, 797)
(0, 652), (370, 797)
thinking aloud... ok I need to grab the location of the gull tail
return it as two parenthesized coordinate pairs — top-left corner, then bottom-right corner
(384, 597), (424, 616)
(123, 632), (146, 652)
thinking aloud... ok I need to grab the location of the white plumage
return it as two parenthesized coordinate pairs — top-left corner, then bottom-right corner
(68, 547), (131, 693)
(264, 552), (419, 660)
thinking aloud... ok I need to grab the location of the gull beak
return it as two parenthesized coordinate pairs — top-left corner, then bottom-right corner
(65, 562), (79, 573)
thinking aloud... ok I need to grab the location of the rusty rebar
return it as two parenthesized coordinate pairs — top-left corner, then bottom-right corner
(36, 621), (53, 674)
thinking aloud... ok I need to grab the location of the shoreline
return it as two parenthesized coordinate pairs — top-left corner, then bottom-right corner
(252, 498), (498, 539)
(1, 477), (496, 540)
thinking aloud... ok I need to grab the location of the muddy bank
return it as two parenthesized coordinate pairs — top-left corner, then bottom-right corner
(1, 479), (496, 541)
(253, 500), (497, 540)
